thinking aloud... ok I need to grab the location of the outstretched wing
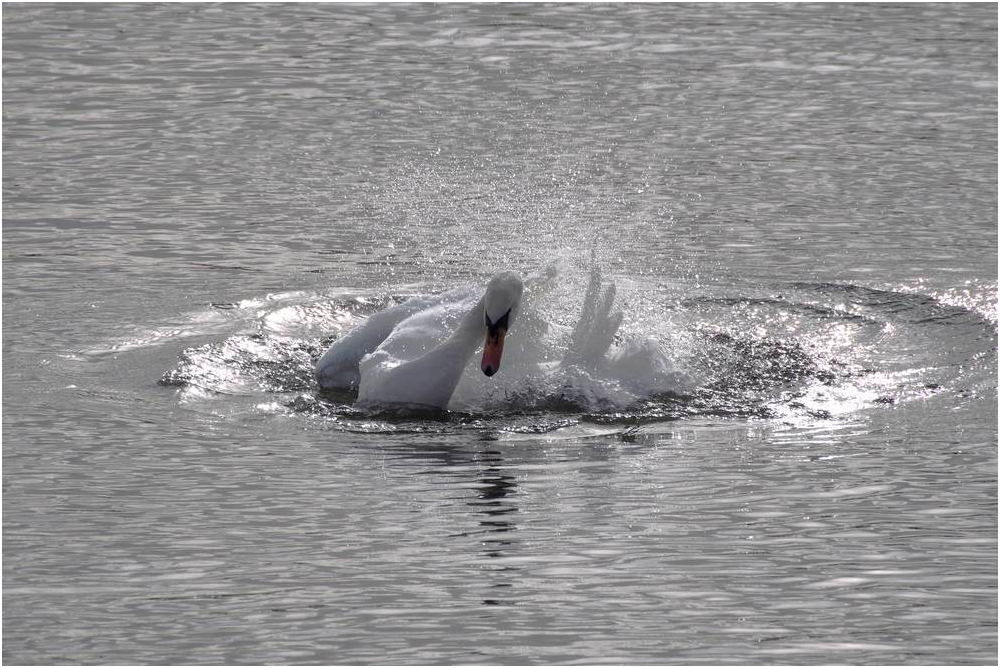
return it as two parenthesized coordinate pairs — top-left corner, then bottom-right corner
(563, 267), (623, 369)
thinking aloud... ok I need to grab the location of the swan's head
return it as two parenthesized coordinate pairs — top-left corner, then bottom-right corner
(481, 271), (523, 377)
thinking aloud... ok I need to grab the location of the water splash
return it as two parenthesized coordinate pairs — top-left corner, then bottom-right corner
(149, 270), (996, 435)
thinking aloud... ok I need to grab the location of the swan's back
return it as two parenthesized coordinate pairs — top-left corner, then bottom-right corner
(366, 297), (471, 364)
(314, 287), (471, 391)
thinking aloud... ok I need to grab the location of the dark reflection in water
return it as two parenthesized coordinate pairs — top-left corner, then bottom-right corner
(472, 451), (519, 558)
(472, 451), (520, 606)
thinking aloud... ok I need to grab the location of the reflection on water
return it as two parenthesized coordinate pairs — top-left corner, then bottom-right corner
(472, 451), (520, 608)
(3, 2), (997, 665)
(473, 453), (519, 559)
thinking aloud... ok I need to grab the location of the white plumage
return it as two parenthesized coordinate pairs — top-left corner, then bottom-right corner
(315, 267), (692, 411)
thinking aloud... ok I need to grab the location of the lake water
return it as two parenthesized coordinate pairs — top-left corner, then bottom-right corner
(3, 3), (997, 664)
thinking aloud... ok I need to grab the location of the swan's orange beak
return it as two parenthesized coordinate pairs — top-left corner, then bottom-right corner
(481, 328), (506, 377)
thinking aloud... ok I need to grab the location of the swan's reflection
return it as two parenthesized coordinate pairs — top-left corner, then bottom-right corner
(379, 441), (521, 607)
(468, 450), (518, 559)
(469, 449), (519, 607)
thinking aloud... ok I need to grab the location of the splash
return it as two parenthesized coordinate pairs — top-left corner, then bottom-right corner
(148, 267), (1000, 434)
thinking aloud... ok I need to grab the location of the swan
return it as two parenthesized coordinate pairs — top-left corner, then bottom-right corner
(315, 266), (692, 411)
(316, 272), (526, 409)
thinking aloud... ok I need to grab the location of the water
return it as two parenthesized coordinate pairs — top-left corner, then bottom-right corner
(3, 3), (997, 664)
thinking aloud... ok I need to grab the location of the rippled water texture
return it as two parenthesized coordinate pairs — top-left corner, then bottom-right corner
(3, 3), (997, 665)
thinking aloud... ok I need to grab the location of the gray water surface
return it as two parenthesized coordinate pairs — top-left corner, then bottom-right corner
(3, 3), (998, 665)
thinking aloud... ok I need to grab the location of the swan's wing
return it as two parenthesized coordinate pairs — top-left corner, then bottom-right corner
(357, 341), (464, 409)
(315, 288), (470, 390)
(562, 267), (623, 368)
(366, 298), (466, 361)
(356, 295), (481, 409)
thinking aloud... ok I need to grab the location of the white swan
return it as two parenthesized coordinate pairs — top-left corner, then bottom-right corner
(315, 267), (692, 411)
(316, 272), (525, 409)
